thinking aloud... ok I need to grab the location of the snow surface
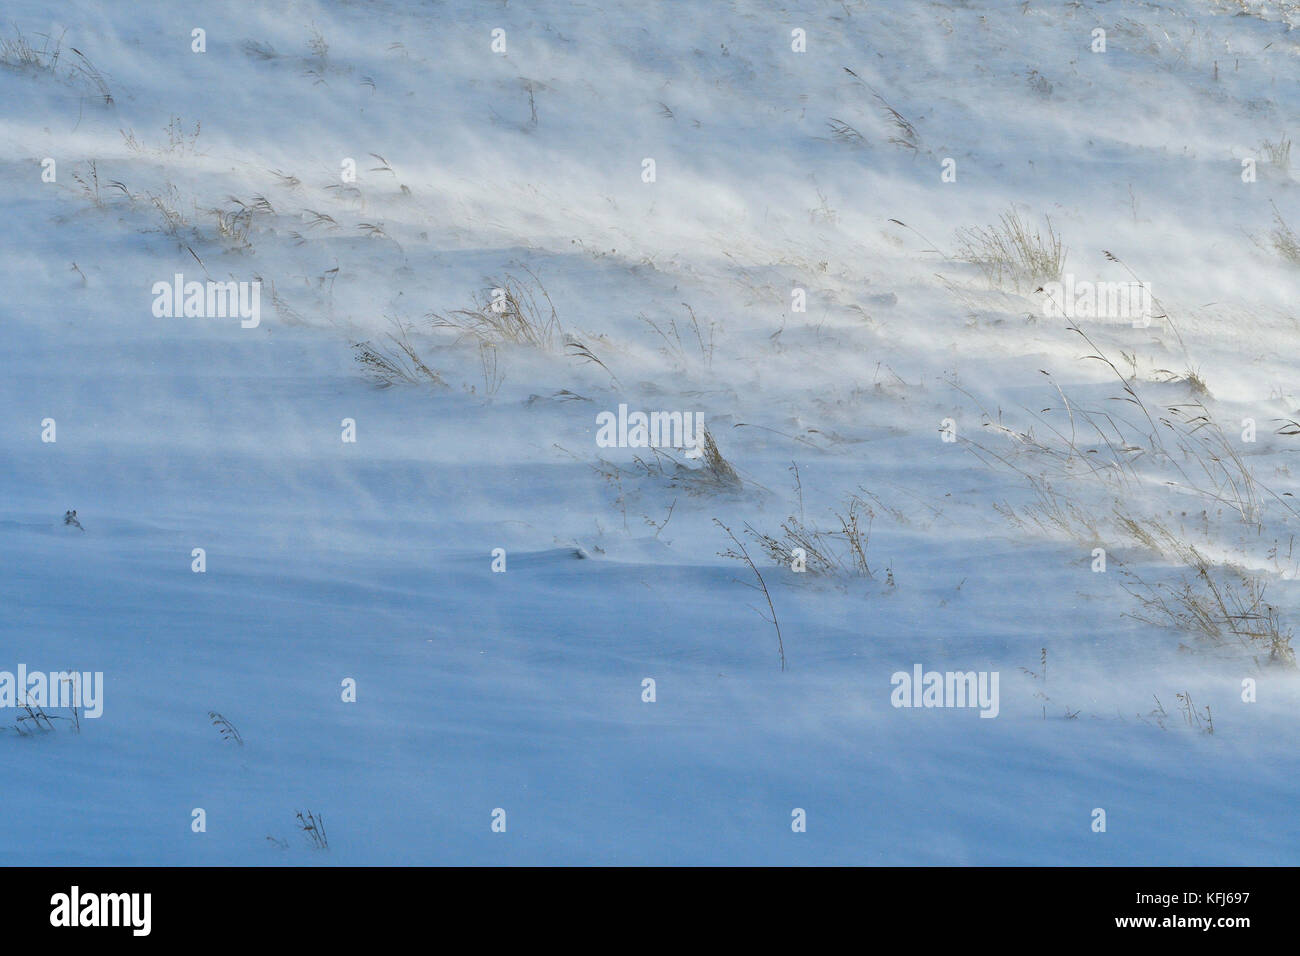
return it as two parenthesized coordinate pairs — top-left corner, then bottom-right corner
(1, 0), (1298, 864)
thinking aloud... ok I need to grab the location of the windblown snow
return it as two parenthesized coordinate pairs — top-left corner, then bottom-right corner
(1, 0), (1298, 863)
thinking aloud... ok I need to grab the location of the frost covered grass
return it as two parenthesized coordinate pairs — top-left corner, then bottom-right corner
(429, 270), (561, 350)
(955, 209), (1065, 292)
(1271, 207), (1300, 265)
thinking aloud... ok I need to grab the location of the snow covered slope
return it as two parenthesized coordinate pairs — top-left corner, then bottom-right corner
(1, 0), (1298, 864)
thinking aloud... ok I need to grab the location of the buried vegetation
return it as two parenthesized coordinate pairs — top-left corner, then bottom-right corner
(961, 323), (1298, 666)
